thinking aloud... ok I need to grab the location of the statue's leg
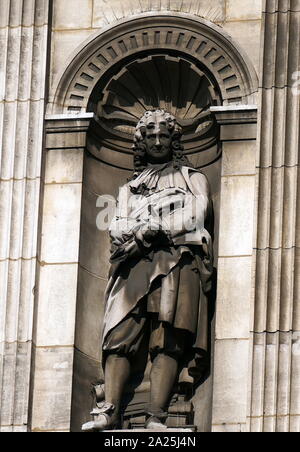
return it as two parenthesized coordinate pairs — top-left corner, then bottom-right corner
(83, 308), (147, 431)
(148, 353), (178, 428)
(147, 322), (185, 429)
(104, 354), (131, 421)
(82, 355), (131, 432)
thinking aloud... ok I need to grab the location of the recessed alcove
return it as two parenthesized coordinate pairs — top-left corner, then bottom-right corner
(70, 41), (223, 431)
(37, 12), (258, 433)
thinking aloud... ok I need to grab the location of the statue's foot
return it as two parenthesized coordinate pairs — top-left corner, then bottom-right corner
(82, 413), (117, 432)
(82, 420), (101, 432)
(145, 416), (168, 430)
(82, 401), (117, 432)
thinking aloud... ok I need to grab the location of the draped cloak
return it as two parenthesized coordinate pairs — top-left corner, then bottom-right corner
(102, 162), (214, 385)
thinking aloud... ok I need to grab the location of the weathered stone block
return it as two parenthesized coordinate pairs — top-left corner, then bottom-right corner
(215, 256), (252, 339)
(223, 20), (262, 73)
(44, 149), (84, 184)
(93, 0), (127, 27)
(218, 175), (256, 257)
(212, 339), (249, 424)
(53, 0), (93, 29)
(46, 130), (87, 150)
(30, 346), (74, 432)
(39, 183), (82, 263)
(33, 263), (78, 347)
(222, 141), (256, 176)
(226, 0), (263, 21)
(51, 29), (94, 83)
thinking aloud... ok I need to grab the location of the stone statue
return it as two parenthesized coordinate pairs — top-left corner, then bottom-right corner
(82, 110), (214, 432)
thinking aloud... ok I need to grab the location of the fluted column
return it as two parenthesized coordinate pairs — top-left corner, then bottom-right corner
(0, 0), (50, 432)
(250, 0), (300, 432)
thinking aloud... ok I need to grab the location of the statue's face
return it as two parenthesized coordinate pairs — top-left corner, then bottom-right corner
(144, 121), (172, 163)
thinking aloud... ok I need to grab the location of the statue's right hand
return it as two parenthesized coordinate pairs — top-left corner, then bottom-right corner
(110, 239), (142, 263)
(135, 226), (171, 249)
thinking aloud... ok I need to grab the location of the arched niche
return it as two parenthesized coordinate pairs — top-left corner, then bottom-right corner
(49, 13), (258, 114)
(41, 12), (258, 432)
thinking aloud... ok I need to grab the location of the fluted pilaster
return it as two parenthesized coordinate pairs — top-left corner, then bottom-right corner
(0, 0), (50, 432)
(251, 0), (300, 432)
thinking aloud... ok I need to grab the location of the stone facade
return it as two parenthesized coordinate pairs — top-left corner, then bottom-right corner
(0, 0), (50, 432)
(0, 0), (299, 432)
(250, 0), (300, 432)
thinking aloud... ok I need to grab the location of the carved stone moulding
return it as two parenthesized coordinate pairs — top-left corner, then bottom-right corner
(50, 13), (258, 170)
(52, 13), (258, 113)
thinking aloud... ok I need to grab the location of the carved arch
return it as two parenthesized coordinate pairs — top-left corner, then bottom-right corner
(49, 12), (258, 115)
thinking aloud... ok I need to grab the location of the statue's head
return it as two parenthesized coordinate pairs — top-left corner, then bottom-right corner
(132, 110), (192, 177)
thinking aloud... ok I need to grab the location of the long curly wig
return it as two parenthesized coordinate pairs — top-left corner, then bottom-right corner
(131, 110), (193, 179)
